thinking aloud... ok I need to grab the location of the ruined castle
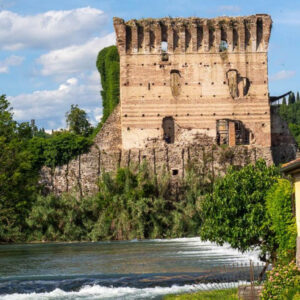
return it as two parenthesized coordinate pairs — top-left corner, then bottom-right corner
(42, 14), (297, 195)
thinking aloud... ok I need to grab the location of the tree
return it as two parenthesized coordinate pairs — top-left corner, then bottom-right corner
(66, 104), (92, 137)
(265, 179), (297, 262)
(0, 95), (38, 242)
(282, 97), (287, 105)
(288, 92), (296, 105)
(296, 92), (300, 103)
(200, 160), (280, 264)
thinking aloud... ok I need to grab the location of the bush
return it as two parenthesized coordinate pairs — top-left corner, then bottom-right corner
(200, 159), (280, 262)
(265, 179), (297, 262)
(261, 260), (300, 299)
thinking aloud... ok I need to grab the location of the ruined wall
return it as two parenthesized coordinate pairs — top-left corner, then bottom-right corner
(41, 103), (273, 195)
(271, 106), (297, 164)
(40, 14), (297, 196)
(114, 15), (272, 150)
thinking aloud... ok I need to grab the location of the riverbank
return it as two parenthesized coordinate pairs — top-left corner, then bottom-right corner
(164, 288), (238, 299)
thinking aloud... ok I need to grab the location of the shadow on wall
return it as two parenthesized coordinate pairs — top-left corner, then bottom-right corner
(270, 106), (297, 165)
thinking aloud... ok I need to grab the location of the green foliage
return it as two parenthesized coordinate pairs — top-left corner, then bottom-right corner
(26, 193), (98, 241)
(199, 159), (280, 262)
(261, 260), (300, 300)
(24, 163), (210, 242)
(90, 165), (173, 240)
(96, 45), (120, 124)
(289, 92), (296, 105)
(164, 288), (238, 299)
(28, 131), (92, 169)
(0, 95), (38, 242)
(278, 94), (300, 144)
(265, 179), (297, 261)
(66, 104), (92, 137)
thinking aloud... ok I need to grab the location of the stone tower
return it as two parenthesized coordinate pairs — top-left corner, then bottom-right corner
(113, 15), (272, 150)
(41, 15), (297, 195)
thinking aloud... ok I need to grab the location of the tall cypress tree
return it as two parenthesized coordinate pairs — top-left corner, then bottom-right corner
(296, 92), (300, 103)
(282, 97), (287, 105)
(289, 92), (296, 105)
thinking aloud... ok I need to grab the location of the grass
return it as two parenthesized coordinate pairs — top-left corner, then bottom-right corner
(164, 288), (238, 300)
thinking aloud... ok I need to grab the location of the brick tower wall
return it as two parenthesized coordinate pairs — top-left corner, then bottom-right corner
(113, 15), (272, 150)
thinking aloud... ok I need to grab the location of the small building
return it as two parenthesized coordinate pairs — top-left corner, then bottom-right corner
(281, 159), (300, 267)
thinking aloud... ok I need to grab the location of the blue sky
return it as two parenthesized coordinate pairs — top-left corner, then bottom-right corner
(0, 0), (299, 130)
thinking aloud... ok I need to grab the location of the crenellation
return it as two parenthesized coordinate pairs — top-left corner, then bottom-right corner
(114, 15), (272, 55)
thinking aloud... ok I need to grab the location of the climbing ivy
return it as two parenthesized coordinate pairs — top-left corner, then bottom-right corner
(96, 46), (120, 123)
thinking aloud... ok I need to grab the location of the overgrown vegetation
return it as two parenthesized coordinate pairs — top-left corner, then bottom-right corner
(96, 45), (120, 125)
(0, 95), (92, 242)
(278, 91), (300, 144)
(21, 162), (210, 242)
(265, 179), (297, 262)
(200, 160), (281, 263)
(261, 260), (300, 299)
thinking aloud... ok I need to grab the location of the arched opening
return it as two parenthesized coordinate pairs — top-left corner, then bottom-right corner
(161, 41), (168, 61)
(163, 116), (175, 144)
(220, 26), (228, 52)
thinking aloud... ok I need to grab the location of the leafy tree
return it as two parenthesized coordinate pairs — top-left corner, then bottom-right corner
(265, 179), (297, 262)
(0, 95), (38, 242)
(0, 94), (16, 139)
(66, 104), (92, 137)
(297, 92), (300, 103)
(96, 45), (120, 123)
(200, 160), (280, 264)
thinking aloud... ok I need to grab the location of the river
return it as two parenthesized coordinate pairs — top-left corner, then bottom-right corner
(0, 238), (261, 299)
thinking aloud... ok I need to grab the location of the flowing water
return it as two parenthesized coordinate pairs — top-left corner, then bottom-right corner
(0, 238), (260, 299)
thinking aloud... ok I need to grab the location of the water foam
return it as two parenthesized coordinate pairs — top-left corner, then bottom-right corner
(1, 282), (245, 300)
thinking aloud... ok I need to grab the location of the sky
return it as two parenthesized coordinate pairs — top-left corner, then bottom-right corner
(0, 0), (299, 130)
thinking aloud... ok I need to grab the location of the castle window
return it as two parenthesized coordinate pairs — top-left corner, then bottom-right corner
(220, 40), (228, 52)
(163, 116), (175, 144)
(220, 26), (228, 52)
(161, 41), (168, 61)
(216, 119), (250, 146)
(161, 41), (168, 52)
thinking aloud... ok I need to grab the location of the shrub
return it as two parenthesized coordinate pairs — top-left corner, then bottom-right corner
(261, 260), (300, 299)
(265, 179), (297, 262)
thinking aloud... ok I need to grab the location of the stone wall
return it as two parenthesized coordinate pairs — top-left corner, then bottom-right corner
(40, 15), (297, 195)
(270, 106), (297, 164)
(40, 103), (275, 195)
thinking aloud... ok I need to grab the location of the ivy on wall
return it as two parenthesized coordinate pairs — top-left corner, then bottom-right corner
(96, 46), (120, 124)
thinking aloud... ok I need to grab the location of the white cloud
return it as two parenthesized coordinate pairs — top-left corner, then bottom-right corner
(218, 5), (241, 13)
(0, 7), (108, 50)
(8, 73), (102, 129)
(0, 55), (24, 73)
(270, 70), (296, 81)
(37, 33), (115, 77)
